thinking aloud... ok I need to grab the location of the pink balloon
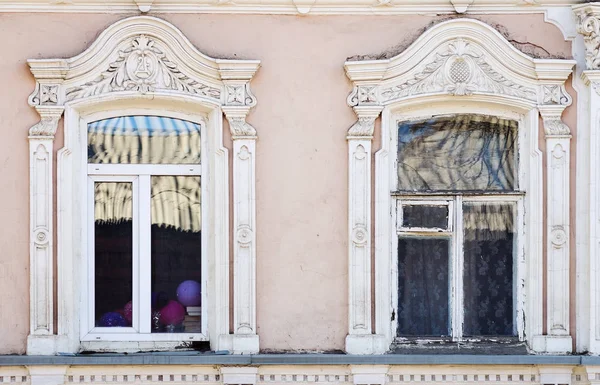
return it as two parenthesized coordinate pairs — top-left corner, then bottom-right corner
(159, 300), (186, 325)
(123, 301), (133, 325)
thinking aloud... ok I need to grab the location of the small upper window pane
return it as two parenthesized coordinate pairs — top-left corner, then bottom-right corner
(88, 116), (201, 164)
(397, 115), (517, 191)
(401, 205), (449, 230)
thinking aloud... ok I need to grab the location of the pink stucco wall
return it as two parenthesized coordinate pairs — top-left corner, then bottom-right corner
(0, 12), (572, 353)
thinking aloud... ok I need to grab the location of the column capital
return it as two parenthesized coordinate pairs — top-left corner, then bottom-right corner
(539, 107), (571, 137)
(347, 106), (383, 139)
(28, 106), (64, 139)
(223, 107), (257, 139)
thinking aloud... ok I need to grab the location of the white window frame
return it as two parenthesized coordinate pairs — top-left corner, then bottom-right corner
(343, 18), (575, 354)
(81, 111), (209, 343)
(26, 16), (261, 354)
(390, 111), (526, 343)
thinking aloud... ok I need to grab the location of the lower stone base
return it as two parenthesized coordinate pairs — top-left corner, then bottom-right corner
(345, 334), (387, 354)
(219, 333), (260, 354)
(531, 335), (573, 353)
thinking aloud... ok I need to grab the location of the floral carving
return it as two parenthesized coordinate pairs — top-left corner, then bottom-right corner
(577, 10), (600, 70)
(542, 85), (570, 105)
(66, 35), (221, 101)
(550, 226), (567, 248)
(236, 225), (253, 245)
(29, 83), (60, 106)
(348, 86), (379, 106)
(380, 39), (537, 101)
(348, 116), (376, 137)
(352, 226), (368, 245)
(227, 116), (257, 137)
(226, 85), (245, 105)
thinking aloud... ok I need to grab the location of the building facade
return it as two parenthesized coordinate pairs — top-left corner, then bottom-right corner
(1, 1), (600, 385)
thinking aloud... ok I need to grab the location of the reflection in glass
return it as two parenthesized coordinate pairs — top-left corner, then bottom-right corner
(88, 116), (201, 164)
(402, 205), (448, 229)
(397, 115), (517, 191)
(94, 182), (133, 327)
(150, 176), (202, 333)
(463, 203), (515, 336)
(397, 237), (449, 336)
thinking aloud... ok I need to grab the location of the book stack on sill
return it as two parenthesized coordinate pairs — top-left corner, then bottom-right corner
(184, 306), (201, 333)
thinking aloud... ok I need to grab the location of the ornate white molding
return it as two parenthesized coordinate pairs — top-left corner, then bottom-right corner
(65, 35), (221, 101)
(0, 0), (584, 20)
(2, 365), (583, 385)
(346, 104), (385, 354)
(27, 66), (66, 354)
(26, 16), (260, 355)
(538, 105), (572, 353)
(577, 69), (600, 354)
(344, 18), (575, 354)
(379, 39), (537, 102)
(575, 4), (600, 70)
(222, 107), (259, 354)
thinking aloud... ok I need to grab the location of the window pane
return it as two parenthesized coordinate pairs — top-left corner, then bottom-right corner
(88, 116), (201, 164)
(397, 238), (449, 336)
(397, 115), (517, 191)
(463, 203), (515, 336)
(151, 176), (202, 333)
(402, 205), (448, 229)
(94, 182), (133, 328)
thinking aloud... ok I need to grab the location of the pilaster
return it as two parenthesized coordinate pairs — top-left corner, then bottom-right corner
(534, 103), (572, 354)
(26, 61), (66, 354)
(222, 76), (259, 354)
(345, 104), (385, 355)
(575, 3), (600, 354)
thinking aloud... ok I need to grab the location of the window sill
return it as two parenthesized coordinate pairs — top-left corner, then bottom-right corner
(390, 339), (528, 355)
(1, 353), (584, 366)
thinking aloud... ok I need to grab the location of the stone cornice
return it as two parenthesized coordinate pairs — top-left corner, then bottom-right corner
(0, 0), (584, 16)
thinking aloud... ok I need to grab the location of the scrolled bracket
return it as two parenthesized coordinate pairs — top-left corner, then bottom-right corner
(29, 106), (64, 138)
(347, 105), (383, 139)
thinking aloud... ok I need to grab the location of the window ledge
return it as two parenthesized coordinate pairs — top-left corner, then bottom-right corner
(0, 353), (585, 366)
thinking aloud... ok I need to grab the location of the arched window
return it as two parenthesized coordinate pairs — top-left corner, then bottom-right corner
(26, 16), (260, 354)
(343, 19), (575, 354)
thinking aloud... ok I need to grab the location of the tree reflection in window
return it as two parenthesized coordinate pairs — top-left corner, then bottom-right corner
(397, 115), (517, 191)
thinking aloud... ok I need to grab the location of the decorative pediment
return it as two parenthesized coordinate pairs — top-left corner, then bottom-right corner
(345, 18), (574, 121)
(28, 16), (260, 116)
(65, 35), (222, 101)
(379, 38), (538, 102)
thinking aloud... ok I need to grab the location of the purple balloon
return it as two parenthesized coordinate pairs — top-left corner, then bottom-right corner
(176, 280), (202, 306)
(99, 312), (127, 327)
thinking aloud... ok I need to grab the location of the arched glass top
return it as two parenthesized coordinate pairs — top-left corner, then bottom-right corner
(397, 114), (518, 192)
(88, 116), (201, 164)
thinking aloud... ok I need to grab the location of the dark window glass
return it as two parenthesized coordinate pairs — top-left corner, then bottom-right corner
(402, 205), (449, 229)
(94, 182), (133, 327)
(151, 176), (202, 333)
(88, 116), (201, 164)
(397, 115), (517, 191)
(397, 238), (450, 336)
(463, 203), (515, 336)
